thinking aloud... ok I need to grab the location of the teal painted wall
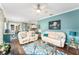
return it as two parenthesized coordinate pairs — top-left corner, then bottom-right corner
(38, 9), (79, 36)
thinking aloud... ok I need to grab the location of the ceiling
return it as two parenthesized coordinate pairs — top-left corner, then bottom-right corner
(1, 3), (79, 23)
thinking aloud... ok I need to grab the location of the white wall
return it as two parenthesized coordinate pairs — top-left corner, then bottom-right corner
(0, 9), (4, 45)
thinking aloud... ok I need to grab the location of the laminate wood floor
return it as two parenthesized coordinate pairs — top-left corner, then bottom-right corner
(10, 39), (79, 55)
(10, 39), (25, 55)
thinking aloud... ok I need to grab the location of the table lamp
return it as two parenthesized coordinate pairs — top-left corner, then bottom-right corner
(38, 29), (41, 34)
(69, 31), (76, 46)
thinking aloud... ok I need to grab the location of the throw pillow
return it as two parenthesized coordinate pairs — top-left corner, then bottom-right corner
(32, 34), (35, 37)
(43, 34), (48, 37)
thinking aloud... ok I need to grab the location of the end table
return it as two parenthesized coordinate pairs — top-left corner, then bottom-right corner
(66, 42), (79, 55)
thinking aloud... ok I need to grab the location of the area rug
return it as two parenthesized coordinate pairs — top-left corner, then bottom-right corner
(22, 40), (67, 55)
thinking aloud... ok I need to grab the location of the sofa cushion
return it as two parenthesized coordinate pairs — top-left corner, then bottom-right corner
(32, 34), (35, 37)
(48, 32), (65, 40)
(19, 31), (27, 39)
(48, 32), (59, 40)
(27, 31), (35, 37)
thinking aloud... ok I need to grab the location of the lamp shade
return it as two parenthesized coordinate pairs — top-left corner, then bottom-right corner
(69, 31), (76, 36)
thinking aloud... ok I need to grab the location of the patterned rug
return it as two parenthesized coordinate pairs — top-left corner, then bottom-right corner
(22, 40), (67, 55)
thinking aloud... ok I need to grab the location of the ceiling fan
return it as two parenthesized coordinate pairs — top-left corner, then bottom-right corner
(33, 3), (47, 13)
(33, 3), (53, 15)
(36, 4), (41, 13)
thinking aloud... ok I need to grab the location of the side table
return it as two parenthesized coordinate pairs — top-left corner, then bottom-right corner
(75, 43), (79, 54)
(66, 43), (79, 55)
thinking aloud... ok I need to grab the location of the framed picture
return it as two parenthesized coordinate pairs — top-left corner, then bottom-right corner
(49, 20), (61, 30)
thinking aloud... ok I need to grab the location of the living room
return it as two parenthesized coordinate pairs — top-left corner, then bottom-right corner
(0, 3), (79, 55)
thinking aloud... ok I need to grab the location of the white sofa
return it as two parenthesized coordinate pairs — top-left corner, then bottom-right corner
(18, 31), (38, 44)
(41, 32), (66, 47)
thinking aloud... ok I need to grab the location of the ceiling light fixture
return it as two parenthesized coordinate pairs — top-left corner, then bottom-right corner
(36, 4), (41, 13)
(33, 3), (52, 15)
